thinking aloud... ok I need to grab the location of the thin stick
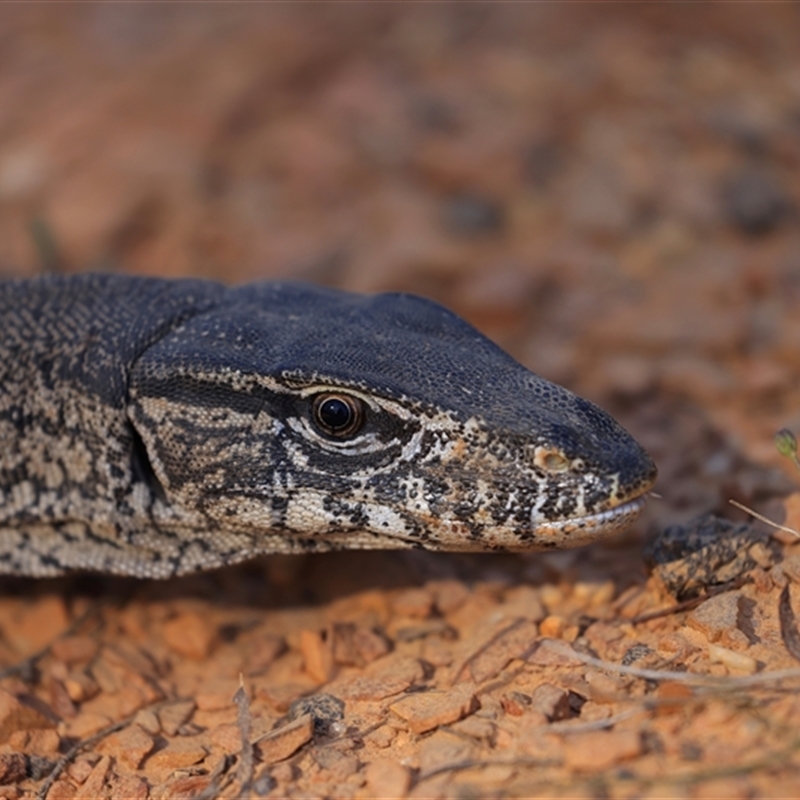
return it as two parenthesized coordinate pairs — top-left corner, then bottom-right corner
(728, 499), (800, 540)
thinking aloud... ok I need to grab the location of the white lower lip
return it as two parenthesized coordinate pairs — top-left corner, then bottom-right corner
(533, 494), (648, 544)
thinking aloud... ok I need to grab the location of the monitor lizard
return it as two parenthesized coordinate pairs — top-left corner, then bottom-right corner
(0, 274), (657, 578)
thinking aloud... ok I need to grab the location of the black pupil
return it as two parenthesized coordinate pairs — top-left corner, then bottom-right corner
(318, 398), (353, 430)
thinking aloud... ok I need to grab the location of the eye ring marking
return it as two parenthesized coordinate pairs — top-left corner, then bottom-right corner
(311, 393), (364, 437)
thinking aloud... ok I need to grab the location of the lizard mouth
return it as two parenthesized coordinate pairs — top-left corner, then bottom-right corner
(527, 494), (648, 549)
(420, 492), (650, 552)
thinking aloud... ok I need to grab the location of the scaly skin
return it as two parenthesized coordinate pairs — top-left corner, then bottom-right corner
(0, 274), (656, 578)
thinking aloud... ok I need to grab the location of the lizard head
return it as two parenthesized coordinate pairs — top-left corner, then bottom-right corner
(128, 283), (657, 569)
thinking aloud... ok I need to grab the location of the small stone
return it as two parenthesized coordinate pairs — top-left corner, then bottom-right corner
(582, 669), (625, 703)
(270, 761), (295, 784)
(539, 615), (566, 639)
(108, 774), (148, 800)
(331, 672), (414, 702)
(443, 192), (505, 236)
(561, 729), (642, 771)
(151, 774), (213, 800)
(500, 691), (533, 717)
(162, 611), (217, 660)
(157, 700), (196, 737)
(257, 683), (310, 713)
(0, 690), (54, 742)
(530, 683), (571, 721)
(7, 727), (60, 755)
(391, 588), (434, 619)
(64, 670), (100, 703)
(449, 715), (495, 742)
(0, 754), (25, 784)
(526, 639), (583, 666)
(429, 580), (470, 614)
(50, 636), (99, 665)
(722, 166), (790, 236)
(300, 629), (335, 683)
(782, 554), (800, 584)
(364, 758), (411, 799)
(243, 635), (286, 674)
(310, 747), (358, 782)
(254, 714), (314, 765)
(96, 723), (155, 771)
(331, 623), (391, 667)
(458, 618), (539, 683)
(133, 708), (161, 736)
(209, 722), (242, 753)
(708, 644), (758, 675)
(65, 712), (113, 739)
(286, 693), (344, 737)
(6, 596), (69, 655)
(74, 754), (111, 800)
(143, 737), (208, 783)
(687, 592), (741, 642)
(654, 681), (695, 716)
(195, 679), (241, 712)
(500, 586), (546, 622)
(41, 779), (74, 800)
(390, 683), (479, 735)
(68, 755), (99, 784)
(418, 728), (474, 775)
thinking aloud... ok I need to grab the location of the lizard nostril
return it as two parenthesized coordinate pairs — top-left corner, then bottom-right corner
(534, 448), (570, 473)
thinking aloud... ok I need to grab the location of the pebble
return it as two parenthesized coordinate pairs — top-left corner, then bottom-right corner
(50, 636), (100, 666)
(429, 580), (470, 614)
(254, 714), (314, 765)
(161, 611), (218, 660)
(363, 758), (411, 799)
(142, 737), (209, 783)
(530, 683), (571, 722)
(300, 628), (336, 683)
(74, 755), (111, 800)
(331, 623), (391, 667)
(286, 693), (344, 736)
(418, 728), (474, 775)
(457, 618), (539, 683)
(157, 701), (196, 737)
(443, 192), (505, 236)
(561, 729), (642, 771)
(687, 592), (742, 642)
(390, 683), (479, 735)
(96, 723), (155, 771)
(0, 754), (25, 785)
(391, 587), (434, 619)
(151, 774), (213, 800)
(0, 690), (54, 742)
(722, 166), (790, 235)
(195, 679), (241, 712)
(8, 727), (60, 756)
(707, 644), (758, 675)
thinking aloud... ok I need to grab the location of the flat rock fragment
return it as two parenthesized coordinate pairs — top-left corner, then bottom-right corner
(254, 714), (314, 765)
(390, 683), (479, 735)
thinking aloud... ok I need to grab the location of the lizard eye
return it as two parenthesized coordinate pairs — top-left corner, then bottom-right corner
(311, 393), (364, 437)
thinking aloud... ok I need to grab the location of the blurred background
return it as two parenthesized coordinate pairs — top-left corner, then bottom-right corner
(1, 3), (800, 531)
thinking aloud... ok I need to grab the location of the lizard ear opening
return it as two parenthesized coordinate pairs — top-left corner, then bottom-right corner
(129, 424), (167, 503)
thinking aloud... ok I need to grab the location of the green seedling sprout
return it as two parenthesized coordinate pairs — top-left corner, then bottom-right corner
(775, 428), (800, 472)
(727, 428), (800, 540)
